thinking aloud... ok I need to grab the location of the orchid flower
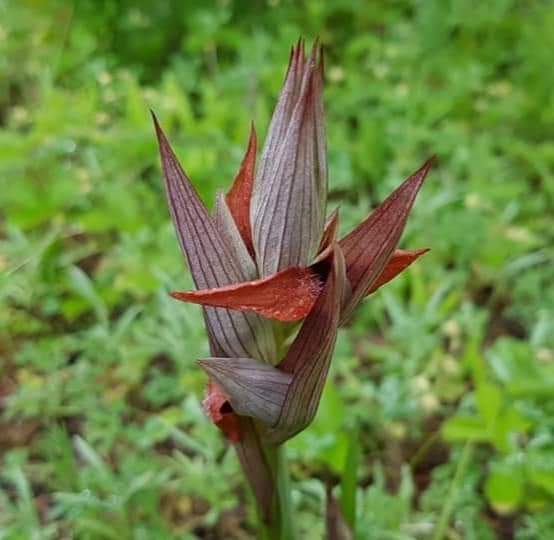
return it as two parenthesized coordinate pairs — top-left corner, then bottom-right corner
(153, 39), (432, 538)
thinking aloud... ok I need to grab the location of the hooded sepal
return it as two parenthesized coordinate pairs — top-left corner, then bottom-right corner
(339, 158), (433, 323)
(252, 41), (327, 276)
(199, 357), (292, 426)
(268, 244), (345, 444)
(152, 113), (276, 362)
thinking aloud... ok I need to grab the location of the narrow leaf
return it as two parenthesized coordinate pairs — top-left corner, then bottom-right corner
(199, 357), (292, 425)
(152, 113), (276, 362)
(225, 124), (256, 254)
(339, 158), (433, 323)
(171, 265), (322, 322)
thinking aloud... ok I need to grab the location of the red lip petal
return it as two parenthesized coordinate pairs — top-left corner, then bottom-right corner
(171, 266), (322, 322)
(367, 248), (430, 295)
(203, 380), (241, 442)
(226, 125), (257, 255)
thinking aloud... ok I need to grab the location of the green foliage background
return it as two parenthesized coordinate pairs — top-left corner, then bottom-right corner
(1, 1), (553, 538)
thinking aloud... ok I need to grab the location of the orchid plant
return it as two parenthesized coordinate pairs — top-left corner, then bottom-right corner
(153, 40), (432, 539)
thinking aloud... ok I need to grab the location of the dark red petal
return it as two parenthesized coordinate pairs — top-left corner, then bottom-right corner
(339, 158), (434, 322)
(171, 265), (322, 322)
(203, 380), (241, 442)
(226, 125), (256, 255)
(367, 248), (430, 295)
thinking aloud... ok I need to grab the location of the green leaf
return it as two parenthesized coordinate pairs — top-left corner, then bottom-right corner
(67, 266), (108, 325)
(485, 464), (523, 514)
(442, 416), (490, 443)
(340, 432), (360, 532)
(476, 382), (502, 427)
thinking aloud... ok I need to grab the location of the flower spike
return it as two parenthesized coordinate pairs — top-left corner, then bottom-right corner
(155, 41), (432, 533)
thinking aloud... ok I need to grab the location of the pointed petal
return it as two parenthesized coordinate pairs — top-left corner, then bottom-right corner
(269, 245), (345, 444)
(171, 265), (322, 322)
(318, 209), (340, 253)
(199, 357), (292, 426)
(252, 42), (327, 276)
(367, 248), (429, 295)
(256, 39), (306, 177)
(203, 380), (241, 442)
(225, 124), (256, 254)
(152, 113), (276, 363)
(339, 158), (433, 323)
(214, 192), (257, 279)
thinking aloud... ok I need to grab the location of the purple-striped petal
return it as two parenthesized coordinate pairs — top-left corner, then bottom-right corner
(251, 41), (327, 276)
(339, 158), (433, 323)
(152, 113), (276, 363)
(198, 357), (291, 425)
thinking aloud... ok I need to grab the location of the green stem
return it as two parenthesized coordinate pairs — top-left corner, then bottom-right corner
(260, 443), (296, 540)
(252, 327), (296, 539)
(432, 442), (473, 540)
(275, 444), (296, 540)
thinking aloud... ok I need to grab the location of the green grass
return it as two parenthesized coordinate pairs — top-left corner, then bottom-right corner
(1, 1), (553, 538)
